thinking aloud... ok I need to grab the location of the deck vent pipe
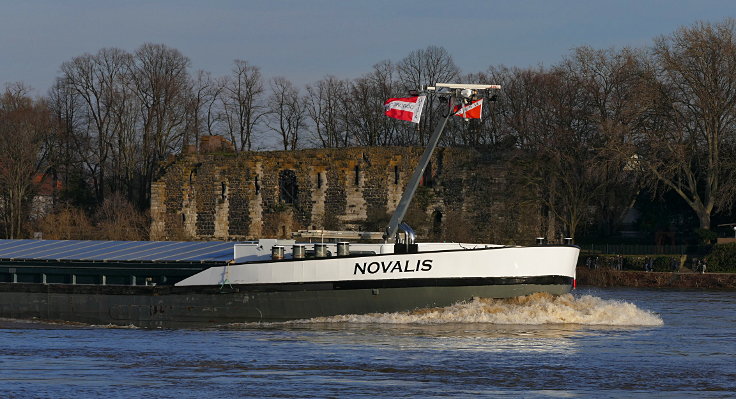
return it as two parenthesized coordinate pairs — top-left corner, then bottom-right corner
(337, 242), (350, 257)
(271, 245), (285, 260)
(314, 243), (328, 258)
(398, 222), (416, 245)
(292, 244), (306, 259)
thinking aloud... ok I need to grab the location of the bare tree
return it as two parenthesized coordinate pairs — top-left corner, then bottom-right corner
(529, 69), (599, 240)
(47, 77), (83, 192)
(0, 84), (54, 238)
(265, 77), (304, 150)
(562, 46), (648, 236)
(60, 47), (131, 202)
(128, 43), (190, 206)
(221, 60), (266, 151)
(305, 76), (350, 148)
(632, 20), (736, 230)
(184, 70), (223, 151)
(497, 66), (603, 240)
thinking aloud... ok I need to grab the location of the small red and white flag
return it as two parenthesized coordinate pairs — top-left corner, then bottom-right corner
(384, 95), (426, 123)
(453, 98), (483, 119)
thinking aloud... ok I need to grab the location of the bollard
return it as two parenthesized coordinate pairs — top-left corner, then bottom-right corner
(314, 243), (328, 258)
(292, 244), (306, 259)
(271, 245), (285, 260)
(337, 242), (350, 257)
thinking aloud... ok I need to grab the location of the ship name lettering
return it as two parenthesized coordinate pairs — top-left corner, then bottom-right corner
(354, 259), (433, 275)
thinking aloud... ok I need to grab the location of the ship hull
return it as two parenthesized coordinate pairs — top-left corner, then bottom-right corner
(0, 277), (572, 328)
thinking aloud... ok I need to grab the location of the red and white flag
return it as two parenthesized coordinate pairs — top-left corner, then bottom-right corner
(453, 98), (483, 119)
(384, 95), (426, 123)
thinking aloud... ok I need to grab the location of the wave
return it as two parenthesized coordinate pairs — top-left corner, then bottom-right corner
(296, 293), (664, 326)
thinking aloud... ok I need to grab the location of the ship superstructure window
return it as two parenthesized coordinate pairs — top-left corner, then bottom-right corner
(279, 169), (298, 204)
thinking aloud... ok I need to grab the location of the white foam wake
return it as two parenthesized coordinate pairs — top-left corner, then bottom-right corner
(300, 293), (664, 326)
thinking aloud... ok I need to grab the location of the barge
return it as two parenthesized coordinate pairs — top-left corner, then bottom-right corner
(0, 238), (577, 328)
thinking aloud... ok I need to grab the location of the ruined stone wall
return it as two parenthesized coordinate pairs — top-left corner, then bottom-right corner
(150, 147), (541, 244)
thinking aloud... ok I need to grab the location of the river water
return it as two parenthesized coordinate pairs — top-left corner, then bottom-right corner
(1, 288), (734, 398)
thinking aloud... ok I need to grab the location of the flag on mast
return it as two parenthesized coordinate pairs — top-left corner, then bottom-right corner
(384, 95), (426, 123)
(453, 98), (483, 119)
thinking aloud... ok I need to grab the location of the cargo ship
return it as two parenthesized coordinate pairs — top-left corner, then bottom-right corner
(0, 236), (578, 328)
(0, 83), (579, 328)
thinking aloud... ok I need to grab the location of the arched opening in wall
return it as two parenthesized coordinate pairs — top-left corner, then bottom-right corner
(189, 163), (201, 186)
(255, 175), (260, 195)
(432, 210), (443, 239)
(317, 172), (323, 189)
(220, 182), (227, 202)
(394, 165), (399, 185)
(354, 165), (360, 186)
(421, 161), (433, 187)
(279, 169), (298, 204)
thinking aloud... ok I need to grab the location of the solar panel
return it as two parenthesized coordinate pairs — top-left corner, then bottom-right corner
(0, 239), (239, 262)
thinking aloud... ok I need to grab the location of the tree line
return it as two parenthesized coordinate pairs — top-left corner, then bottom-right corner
(1, 19), (735, 241)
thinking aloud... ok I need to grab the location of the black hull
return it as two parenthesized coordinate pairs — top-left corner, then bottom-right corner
(0, 276), (573, 328)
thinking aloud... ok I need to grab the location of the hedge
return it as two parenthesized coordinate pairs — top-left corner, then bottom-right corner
(706, 243), (736, 273)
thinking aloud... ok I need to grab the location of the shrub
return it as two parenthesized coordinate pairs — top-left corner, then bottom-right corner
(35, 205), (95, 240)
(623, 256), (645, 270)
(706, 243), (736, 273)
(651, 256), (679, 272)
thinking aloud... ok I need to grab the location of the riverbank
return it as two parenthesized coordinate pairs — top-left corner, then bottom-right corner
(576, 267), (736, 289)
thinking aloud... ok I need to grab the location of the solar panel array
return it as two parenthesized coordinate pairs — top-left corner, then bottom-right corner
(0, 239), (244, 262)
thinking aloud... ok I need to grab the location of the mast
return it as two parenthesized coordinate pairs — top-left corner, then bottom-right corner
(384, 83), (501, 242)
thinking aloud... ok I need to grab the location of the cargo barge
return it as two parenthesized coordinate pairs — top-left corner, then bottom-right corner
(0, 238), (577, 328)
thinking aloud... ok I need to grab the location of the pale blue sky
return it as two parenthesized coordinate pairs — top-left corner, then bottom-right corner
(1, 1), (733, 96)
